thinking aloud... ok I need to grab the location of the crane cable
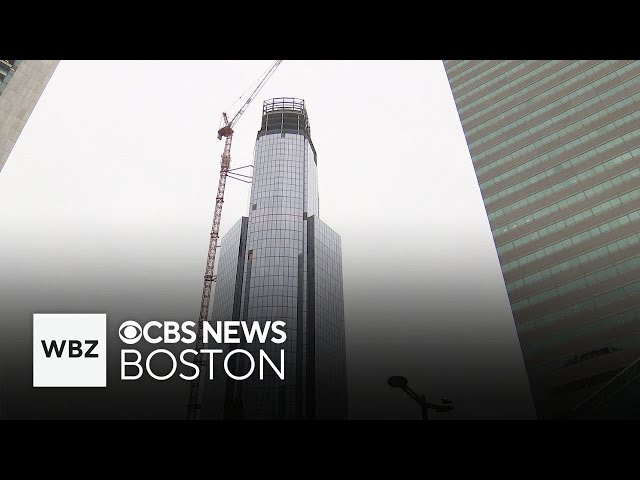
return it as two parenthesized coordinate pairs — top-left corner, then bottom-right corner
(219, 61), (277, 129)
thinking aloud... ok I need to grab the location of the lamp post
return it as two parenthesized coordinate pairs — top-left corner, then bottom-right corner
(387, 376), (454, 420)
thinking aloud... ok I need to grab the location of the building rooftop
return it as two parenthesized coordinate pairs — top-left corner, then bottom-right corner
(263, 97), (306, 114)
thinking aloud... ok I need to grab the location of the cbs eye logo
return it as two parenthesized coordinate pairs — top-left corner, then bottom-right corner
(119, 320), (142, 345)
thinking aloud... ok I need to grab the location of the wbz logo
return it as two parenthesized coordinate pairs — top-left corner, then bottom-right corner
(33, 314), (106, 387)
(41, 339), (99, 358)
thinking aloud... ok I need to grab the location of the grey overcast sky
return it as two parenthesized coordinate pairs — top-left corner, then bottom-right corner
(0, 60), (536, 419)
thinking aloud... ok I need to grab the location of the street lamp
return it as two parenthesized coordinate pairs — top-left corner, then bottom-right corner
(387, 376), (454, 420)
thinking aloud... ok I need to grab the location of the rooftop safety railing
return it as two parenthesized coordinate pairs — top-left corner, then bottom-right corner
(263, 97), (306, 114)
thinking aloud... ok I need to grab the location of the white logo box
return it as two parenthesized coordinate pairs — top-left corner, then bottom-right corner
(33, 313), (107, 387)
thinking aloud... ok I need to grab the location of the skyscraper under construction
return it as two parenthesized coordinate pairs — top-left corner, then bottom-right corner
(202, 98), (348, 420)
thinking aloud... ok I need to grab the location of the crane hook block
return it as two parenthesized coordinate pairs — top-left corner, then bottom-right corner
(217, 125), (234, 140)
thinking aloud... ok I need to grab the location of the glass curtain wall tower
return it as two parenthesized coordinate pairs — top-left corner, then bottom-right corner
(444, 60), (640, 418)
(202, 98), (348, 420)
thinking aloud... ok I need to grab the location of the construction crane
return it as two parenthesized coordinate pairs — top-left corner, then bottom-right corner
(186, 60), (283, 420)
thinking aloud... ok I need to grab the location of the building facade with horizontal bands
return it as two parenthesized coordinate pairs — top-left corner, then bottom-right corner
(0, 60), (58, 173)
(444, 60), (640, 418)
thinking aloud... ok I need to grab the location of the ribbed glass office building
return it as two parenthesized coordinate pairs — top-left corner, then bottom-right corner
(202, 98), (348, 420)
(0, 60), (58, 173)
(444, 60), (640, 418)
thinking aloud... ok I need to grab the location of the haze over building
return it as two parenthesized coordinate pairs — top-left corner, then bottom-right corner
(444, 60), (640, 418)
(202, 97), (348, 419)
(0, 60), (58, 173)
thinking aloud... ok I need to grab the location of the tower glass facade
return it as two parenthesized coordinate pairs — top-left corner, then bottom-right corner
(0, 60), (59, 172)
(202, 98), (347, 420)
(444, 60), (640, 418)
